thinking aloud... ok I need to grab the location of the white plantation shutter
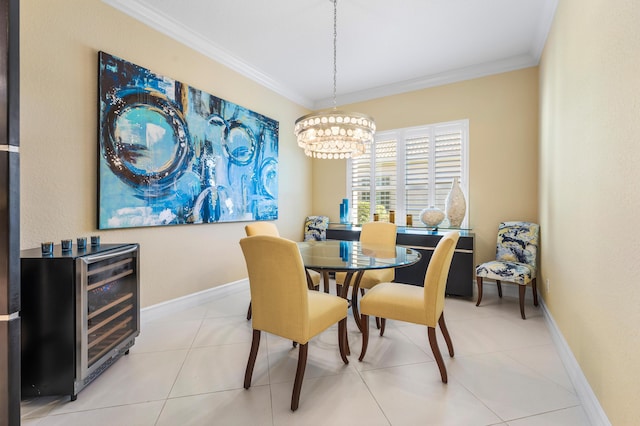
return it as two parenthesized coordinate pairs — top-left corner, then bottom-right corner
(433, 124), (464, 226)
(404, 133), (430, 221)
(349, 144), (371, 225)
(348, 119), (468, 227)
(374, 137), (397, 222)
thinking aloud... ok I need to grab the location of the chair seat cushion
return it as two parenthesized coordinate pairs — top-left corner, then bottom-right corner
(335, 268), (394, 289)
(476, 261), (535, 285)
(360, 282), (429, 326)
(306, 291), (348, 342)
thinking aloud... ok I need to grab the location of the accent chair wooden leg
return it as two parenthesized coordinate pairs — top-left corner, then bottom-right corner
(338, 318), (349, 364)
(475, 277), (483, 306)
(379, 318), (386, 336)
(496, 280), (503, 298)
(438, 314), (454, 357)
(359, 314), (369, 361)
(532, 278), (539, 306)
(519, 285), (526, 319)
(291, 343), (308, 411)
(375, 316), (381, 330)
(246, 302), (252, 320)
(244, 330), (261, 389)
(428, 326), (448, 383)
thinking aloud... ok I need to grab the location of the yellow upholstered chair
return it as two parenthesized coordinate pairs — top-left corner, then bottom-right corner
(335, 222), (397, 320)
(358, 231), (460, 383)
(475, 222), (540, 319)
(244, 222), (322, 320)
(240, 235), (349, 411)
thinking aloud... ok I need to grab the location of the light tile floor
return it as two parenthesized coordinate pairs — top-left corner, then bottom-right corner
(21, 281), (591, 426)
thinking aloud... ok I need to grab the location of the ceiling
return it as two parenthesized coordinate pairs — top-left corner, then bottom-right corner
(103, 0), (558, 110)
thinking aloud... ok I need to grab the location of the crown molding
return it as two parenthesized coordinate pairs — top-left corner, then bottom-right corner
(103, 0), (556, 112)
(315, 54), (539, 109)
(531, 0), (559, 62)
(102, 0), (315, 109)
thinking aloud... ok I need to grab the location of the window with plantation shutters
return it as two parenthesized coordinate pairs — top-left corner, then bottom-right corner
(347, 119), (468, 228)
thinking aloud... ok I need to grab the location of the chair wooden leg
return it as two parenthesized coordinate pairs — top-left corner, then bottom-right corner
(291, 343), (308, 411)
(246, 302), (252, 320)
(375, 316), (381, 330)
(244, 330), (261, 389)
(475, 277), (483, 306)
(428, 326), (448, 383)
(338, 318), (349, 364)
(496, 280), (503, 298)
(305, 270), (314, 290)
(438, 314), (454, 357)
(379, 318), (386, 336)
(350, 272), (365, 332)
(322, 271), (330, 293)
(519, 285), (526, 319)
(532, 278), (539, 306)
(359, 314), (369, 361)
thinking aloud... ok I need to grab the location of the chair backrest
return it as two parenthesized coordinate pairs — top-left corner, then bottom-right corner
(239, 235), (310, 342)
(423, 231), (460, 327)
(303, 216), (329, 241)
(495, 222), (539, 269)
(245, 221), (280, 237)
(360, 222), (397, 246)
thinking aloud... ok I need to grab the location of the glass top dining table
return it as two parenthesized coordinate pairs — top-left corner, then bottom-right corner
(297, 240), (421, 299)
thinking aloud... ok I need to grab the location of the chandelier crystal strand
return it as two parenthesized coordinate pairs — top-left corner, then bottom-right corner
(294, 0), (376, 159)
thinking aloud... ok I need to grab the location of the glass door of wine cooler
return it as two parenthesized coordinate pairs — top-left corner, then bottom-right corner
(77, 244), (140, 385)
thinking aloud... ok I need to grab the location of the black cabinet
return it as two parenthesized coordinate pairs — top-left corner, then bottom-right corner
(327, 225), (474, 297)
(20, 243), (140, 399)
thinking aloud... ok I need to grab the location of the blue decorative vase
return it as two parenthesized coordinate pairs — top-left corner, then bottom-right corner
(339, 198), (350, 224)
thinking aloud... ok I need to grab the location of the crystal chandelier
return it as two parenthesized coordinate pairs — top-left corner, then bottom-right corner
(294, 0), (376, 159)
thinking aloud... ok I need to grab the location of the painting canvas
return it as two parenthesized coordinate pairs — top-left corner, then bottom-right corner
(98, 51), (278, 229)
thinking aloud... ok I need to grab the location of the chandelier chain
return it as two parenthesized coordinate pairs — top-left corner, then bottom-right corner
(293, 0), (375, 159)
(333, 0), (337, 109)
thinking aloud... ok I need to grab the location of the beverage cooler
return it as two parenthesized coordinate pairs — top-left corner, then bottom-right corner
(20, 243), (140, 400)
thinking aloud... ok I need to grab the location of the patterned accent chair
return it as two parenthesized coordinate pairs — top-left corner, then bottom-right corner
(475, 222), (540, 319)
(303, 215), (330, 241)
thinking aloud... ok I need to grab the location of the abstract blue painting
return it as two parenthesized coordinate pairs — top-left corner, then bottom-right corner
(98, 52), (278, 229)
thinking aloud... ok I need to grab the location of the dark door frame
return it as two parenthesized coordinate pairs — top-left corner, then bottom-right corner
(0, 0), (21, 424)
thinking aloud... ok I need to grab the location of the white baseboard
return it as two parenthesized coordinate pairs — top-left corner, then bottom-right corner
(140, 279), (610, 425)
(540, 297), (611, 426)
(481, 281), (610, 425)
(140, 278), (249, 322)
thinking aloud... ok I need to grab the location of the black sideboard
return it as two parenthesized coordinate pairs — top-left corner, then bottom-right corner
(326, 224), (475, 297)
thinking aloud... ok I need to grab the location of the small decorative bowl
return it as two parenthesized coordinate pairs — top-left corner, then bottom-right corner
(420, 207), (445, 228)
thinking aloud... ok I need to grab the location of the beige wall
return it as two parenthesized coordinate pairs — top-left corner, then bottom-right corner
(539, 0), (640, 423)
(313, 68), (540, 264)
(20, 0), (312, 307)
